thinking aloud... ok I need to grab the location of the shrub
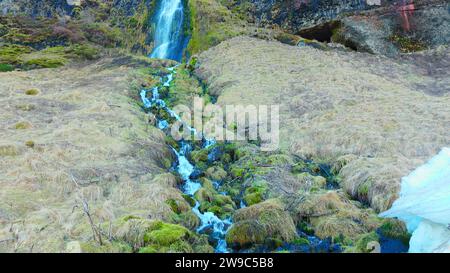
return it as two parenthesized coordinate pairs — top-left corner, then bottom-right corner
(0, 63), (13, 72)
(25, 88), (40, 95)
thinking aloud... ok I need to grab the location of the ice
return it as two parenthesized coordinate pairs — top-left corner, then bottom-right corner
(380, 147), (450, 253)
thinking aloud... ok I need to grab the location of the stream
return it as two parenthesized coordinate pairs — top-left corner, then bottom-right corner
(140, 68), (233, 253)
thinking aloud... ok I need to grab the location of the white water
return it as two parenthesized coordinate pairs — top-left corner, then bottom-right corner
(380, 147), (450, 253)
(140, 68), (232, 253)
(150, 0), (185, 61)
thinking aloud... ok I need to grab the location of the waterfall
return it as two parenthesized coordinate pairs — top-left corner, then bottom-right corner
(150, 0), (187, 61)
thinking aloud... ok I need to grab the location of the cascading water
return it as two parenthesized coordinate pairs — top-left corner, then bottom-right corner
(140, 68), (233, 253)
(150, 0), (187, 61)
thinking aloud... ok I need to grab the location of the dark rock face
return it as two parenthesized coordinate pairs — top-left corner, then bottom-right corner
(333, 0), (450, 56)
(0, 0), (75, 17)
(247, 0), (377, 32)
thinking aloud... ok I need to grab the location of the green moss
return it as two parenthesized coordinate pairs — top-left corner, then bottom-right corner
(357, 180), (371, 200)
(295, 172), (327, 190)
(354, 232), (380, 253)
(292, 237), (310, 246)
(227, 199), (297, 248)
(25, 140), (35, 148)
(164, 135), (180, 150)
(230, 167), (245, 178)
(138, 245), (158, 253)
(0, 44), (32, 64)
(0, 63), (13, 72)
(390, 34), (427, 53)
(25, 88), (40, 96)
(182, 194), (196, 207)
(226, 220), (266, 247)
(379, 219), (411, 245)
(68, 44), (100, 60)
(243, 185), (267, 206)
(14, 121), (32, 130)
(143, 222), (189, 246)
(190, 149), (209, 164)
(205, 166), (227, 181)
(166, 199), (182, 214)
(172, 211), (200, 230)
(168, 240), (193, 253)
(24, 56), (67, 68)
(187, 0), (246, 55)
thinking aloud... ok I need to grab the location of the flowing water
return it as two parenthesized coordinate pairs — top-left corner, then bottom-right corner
(150, 0), (187, 61)
(140, 68), (233, 253)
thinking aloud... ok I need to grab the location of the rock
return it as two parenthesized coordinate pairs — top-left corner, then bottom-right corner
(205, 166), (227, 181)
(226, 199), (297, 249)
(332, 1), (450, 56)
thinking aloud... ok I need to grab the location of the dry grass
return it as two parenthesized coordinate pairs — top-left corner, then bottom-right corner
(232, 199), (297, 243)
(0, 57), (180, 252)
(195, 36), (450, 212)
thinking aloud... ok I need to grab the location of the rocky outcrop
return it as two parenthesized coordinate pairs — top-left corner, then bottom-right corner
(332, 0), (450, 56)
(244, 0), (378, 32)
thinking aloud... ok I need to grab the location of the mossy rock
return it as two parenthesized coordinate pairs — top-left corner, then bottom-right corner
(379, 218), (410, 245)
(190, 149), (209, 164)
(354, 232), (380, 253)
(173, 211), (200, 230)
(194, 187), (214, 204)
(205, 166), (227, 181)
(199, 177), (215, 191)
(227, 199), (297, 248)
(295, 172), (327, 190)
(230, 167), (245, 179)
(226, 220), (266, 248)
(143, 222), (190, 246)
(243, 185), (267, 206)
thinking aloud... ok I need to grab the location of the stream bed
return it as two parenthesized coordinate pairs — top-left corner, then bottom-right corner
(140, 67), (233, 253)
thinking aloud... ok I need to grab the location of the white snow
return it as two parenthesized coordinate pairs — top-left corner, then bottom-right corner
(380, 147), (450, 253)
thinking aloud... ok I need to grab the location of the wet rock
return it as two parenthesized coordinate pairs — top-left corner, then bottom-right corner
(189, 168), (203, 180)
